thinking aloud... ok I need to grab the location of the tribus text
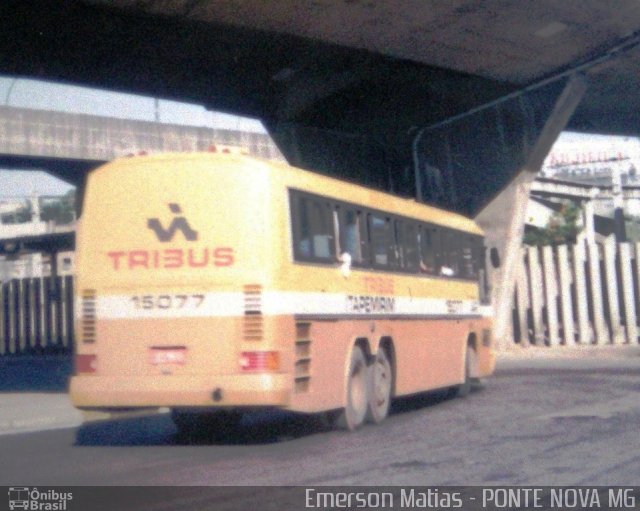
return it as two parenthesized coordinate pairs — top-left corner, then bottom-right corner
(107, 247), (234, 270)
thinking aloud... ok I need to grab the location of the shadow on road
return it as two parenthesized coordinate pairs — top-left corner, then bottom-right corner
(74, 387), (476, 447)
(0, 354), (71, 392)
(74, 410), (330, 447)
(390, 388), (457, 414)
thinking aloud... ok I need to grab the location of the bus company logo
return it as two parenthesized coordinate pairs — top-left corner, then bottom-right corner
(8, 487), (73, 510)
(108, 204), (235, 271)
(147, 203), (198, 242)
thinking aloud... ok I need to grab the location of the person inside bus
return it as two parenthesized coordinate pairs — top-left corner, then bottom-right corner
(419, 259), (434, 274)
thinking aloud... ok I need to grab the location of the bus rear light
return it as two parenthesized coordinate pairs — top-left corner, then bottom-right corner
(239, 351), (279, 372)
(76, 354), (97, 374)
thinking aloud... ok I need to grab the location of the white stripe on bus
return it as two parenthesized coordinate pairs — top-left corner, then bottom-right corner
(77, 292), (492, 320)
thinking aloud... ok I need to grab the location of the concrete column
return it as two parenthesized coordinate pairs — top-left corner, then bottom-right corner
(611, 166), (627, 242)
(528, 247), (545, 345)
(587, 240), (609, 344)
(515, 248), (530, 345)
(603, 237), (623, 344)
(619, 242), (637, 344)
(475, 75), (587, 349)
(635, 242), (640, 344)
(542, 245), (560, 346)
(557, 244), (575, 345)
(572, 241), (591, 344)
(584, 198), (596, 245)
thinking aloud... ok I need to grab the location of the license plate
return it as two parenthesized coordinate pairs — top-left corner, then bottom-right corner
(149, 347), (187, 365)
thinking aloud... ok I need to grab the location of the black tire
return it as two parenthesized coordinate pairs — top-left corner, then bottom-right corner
(366, 347), (393, 424)
(455, 347), (475, 398)
(334, 345), (369, 431)
(171, 409), (242, 439)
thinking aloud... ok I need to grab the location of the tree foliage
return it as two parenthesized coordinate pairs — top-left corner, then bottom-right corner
(523, 201), (582, 246)
(40, 190), (76, 225)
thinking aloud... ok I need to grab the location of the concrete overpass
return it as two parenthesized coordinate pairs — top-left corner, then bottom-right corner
(0, 105), (284, 183)
(532, 176), (640, 202)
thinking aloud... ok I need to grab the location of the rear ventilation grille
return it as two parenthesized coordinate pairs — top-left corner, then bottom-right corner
(294, 322), (311, 393)
(80, 289), (97, 344)
(243, 285), (263, 341)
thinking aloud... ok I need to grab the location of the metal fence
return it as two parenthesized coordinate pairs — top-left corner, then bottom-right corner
(0, 276), (74, 355)
(512, 238), (640, 346)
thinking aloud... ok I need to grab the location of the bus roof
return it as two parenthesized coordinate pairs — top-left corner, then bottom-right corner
(97, 152), (483, 236)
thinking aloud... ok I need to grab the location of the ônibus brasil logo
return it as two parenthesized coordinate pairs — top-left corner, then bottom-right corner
(8, 487), (73, 510)
(106, 203), (234, 270)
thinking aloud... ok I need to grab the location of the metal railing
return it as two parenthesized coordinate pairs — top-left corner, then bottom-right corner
(0, 276), (74, 355)
(512, 238), (640, 346)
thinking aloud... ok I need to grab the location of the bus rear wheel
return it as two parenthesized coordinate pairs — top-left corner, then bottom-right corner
(171, 409), (242, 439)
(452, 346), (476, 398)
(334, 345), (368, 431)
(366, 347), (393, 424)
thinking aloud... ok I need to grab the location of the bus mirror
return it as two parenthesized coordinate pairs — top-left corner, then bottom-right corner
(490, 247), (501, 269)
(339, 252), (352, 277)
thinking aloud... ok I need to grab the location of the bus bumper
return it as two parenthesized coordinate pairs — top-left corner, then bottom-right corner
(70, 373), (291, 409)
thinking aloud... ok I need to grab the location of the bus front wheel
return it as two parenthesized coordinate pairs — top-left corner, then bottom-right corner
(334, 345), (368, 431)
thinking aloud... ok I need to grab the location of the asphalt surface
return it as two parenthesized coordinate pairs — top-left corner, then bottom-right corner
(1, 345), (640, 492)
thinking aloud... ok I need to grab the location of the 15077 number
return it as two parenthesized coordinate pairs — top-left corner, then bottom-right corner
(131, 294), (205, 310)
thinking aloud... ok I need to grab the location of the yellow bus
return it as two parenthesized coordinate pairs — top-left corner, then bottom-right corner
(70, 151), (495, 433)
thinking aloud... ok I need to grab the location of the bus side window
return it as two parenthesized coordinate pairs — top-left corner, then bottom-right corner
(292, 193), (334, 262)
(419, 225), (438, 275)
(403, 221), (420, 272)
(393, 219), (404, 270)
(310, 201), (334, 259)
(440, 230), (460, 277)
(358, 211), (370, 264)
(369, 213), (391, 268)
(341, 208), (364, 264)
(296, 196), (312, 257)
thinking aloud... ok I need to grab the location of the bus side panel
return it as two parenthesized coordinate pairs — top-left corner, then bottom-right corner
(386, 319), (469, 396)
(287, 318), (473, 414)
(286, 320), (365, 413)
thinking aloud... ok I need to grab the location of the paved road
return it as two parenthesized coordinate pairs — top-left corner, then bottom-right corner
(2, 348), (640, 490)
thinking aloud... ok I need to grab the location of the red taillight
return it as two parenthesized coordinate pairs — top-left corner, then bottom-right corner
(239, 351), (279, 372)
(76, 354), (97, 374)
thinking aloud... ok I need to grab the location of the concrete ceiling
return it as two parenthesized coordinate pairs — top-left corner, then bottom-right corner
(2, 0), (640, 214)
(81, 0), (640, 135)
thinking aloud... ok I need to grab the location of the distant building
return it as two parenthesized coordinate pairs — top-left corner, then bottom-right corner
(527, 133), (640, 243)
(0, 194), (75, 281)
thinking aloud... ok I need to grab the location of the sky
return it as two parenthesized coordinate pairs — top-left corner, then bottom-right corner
(0, 76), (266, 197)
